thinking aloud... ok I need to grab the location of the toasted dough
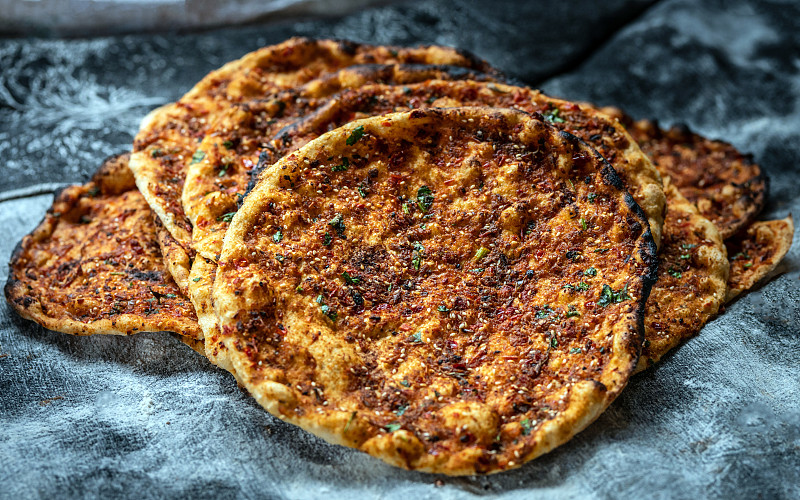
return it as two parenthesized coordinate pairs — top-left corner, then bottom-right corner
(602, 107), (767, 239)
(4, 154), (199, 338)
(213, 108), (657, 474)
(130, 37), (497, 259)
(635, 181), (729, 373)
(726, 216), (794, 301)
(183, 67), (500, 366)
(253, 81), (665, 248)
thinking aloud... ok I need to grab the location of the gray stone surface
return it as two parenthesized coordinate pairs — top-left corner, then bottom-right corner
(1, 0), (798, 498)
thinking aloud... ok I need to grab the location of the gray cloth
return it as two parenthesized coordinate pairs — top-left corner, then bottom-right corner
(1, 0), (798, 498)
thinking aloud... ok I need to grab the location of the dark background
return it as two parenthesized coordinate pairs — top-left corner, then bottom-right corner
(1, 1), (799, 498)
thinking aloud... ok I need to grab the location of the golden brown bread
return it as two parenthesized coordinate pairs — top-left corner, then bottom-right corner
(5, 154), (199, 338)
(213, 108), (658, 474)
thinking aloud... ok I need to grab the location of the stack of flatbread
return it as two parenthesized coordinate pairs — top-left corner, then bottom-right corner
(5, 38), (793, 475)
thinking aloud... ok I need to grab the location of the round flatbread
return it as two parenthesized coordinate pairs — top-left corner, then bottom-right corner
(726, 216), (794, 301)
(184, 65), (498, 361)
(213, 108), (658, 474)
(4, 154), (199, 338)
(130, 37), (497, 261)
(601, 107), (768, 239)
(252, 80), (664, 248)
(635, 181), (729, 372)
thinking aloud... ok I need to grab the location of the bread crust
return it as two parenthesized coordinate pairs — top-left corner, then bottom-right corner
(5, 154), (199, 338)
(213, 108), (657, 474)
(726, 216), (794, 301)
(130, 37), (498, 266)
(635, 180), (729, 372)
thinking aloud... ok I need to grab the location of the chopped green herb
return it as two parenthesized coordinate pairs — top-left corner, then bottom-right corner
(566, 306), (580, 318)
(190, 150), (205, 164)
(323, 232), (332, 246)
(594, 248), (609, 254)
(598, 283), (631, 307)
(328, 213), (346, 237)
(437, 305), (450, 313)
(164, 293), (177, 299)
(385, 423), (402, 433)
(544, 108), (566, 123)
(296, 285), (303, 293)
(275, 253), (284, 263)
(218, 163), (229, 177)
(580, 218), (588, 230)
(536, 305), (554, 319)
(408, 332), (423, 344)
(584, 267), (598, 277)
(399, 379), (410, 388)
(417, 186), (434, 213)
(474, 247), (490, 260)
(346, 125), (365, 146)
(109, 272), (125, 276)
(570, 347), (582, 354)
(217, 212), (236, 223)
(550, 337), (558, 349)
(87, 186), (100, 197)
(412, 242), (425, 270)
(394, 405), (409, 417)
(343, 411), (357, 433)
(667, 268), (682, 279)
(150, 148), (163, 158)
(576, 282), (590, 291)
(332, 157), (349, 172)
(316, 295), (337, 321)
(357, 185), (368, 198)
(469, 268), (485, 273)
(680, 254), (691, 260)
(402, 203), (411, 215)
(588, 193), (597, 203)
(743, 263), (753, 268)
(341, 271), (361, 285)
(733, 251), (750, 260)
(222, 140), (234, 149)
(192, 277), (202, 283)
(272, 231), (283, 243)
(682, 243), (699, 250)
(520, 418), (532, 435)
(566, 250), (581, 261)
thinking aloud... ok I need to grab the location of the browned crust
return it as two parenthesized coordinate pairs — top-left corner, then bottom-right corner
(214, 108), (657, 474)
(726, 216), (794, 301)
(249, 80), (664, 249)
(602, 107), (768, 239)
(635, 181), (729, 373)
(130, 37), (499, 256)
(4, 153), (200, 338)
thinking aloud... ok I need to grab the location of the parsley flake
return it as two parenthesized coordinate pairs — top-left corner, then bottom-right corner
(272, 231), (282, 243)
(667, 268), (682, 279)
(437, 305), (450, 313)
(520, 418), (532, 435)
(385, 423), (402, 433)
(598, 283), (631, 307)
(217, 212), (236, 223)
(474, 247), (490, 260)
(346, 125), (365, 146)
(584, 267), (598, 277)
(417, 186), (434, 213)
(328, 213), (346, 237)
(190, 150), (205, 164)
(341, 271), (361, 285)
(332, 157), (349, 172)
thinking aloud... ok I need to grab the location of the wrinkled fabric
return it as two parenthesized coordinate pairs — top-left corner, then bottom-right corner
(1, 0), (799, 498)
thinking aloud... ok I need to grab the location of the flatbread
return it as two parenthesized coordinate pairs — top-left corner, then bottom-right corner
(635, 181), (729, 373)
(252, 80), (665, 248)
(5, 154), (200, 338)
(602, 107), (767, 239)
(213, 108), (658, 474)
(185, 67), (500, 365)
(726, 216), (794, 301)
(130, 37), (497, 265)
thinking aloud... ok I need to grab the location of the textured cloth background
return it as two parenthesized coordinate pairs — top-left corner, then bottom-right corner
(1, 1), (799, 498)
